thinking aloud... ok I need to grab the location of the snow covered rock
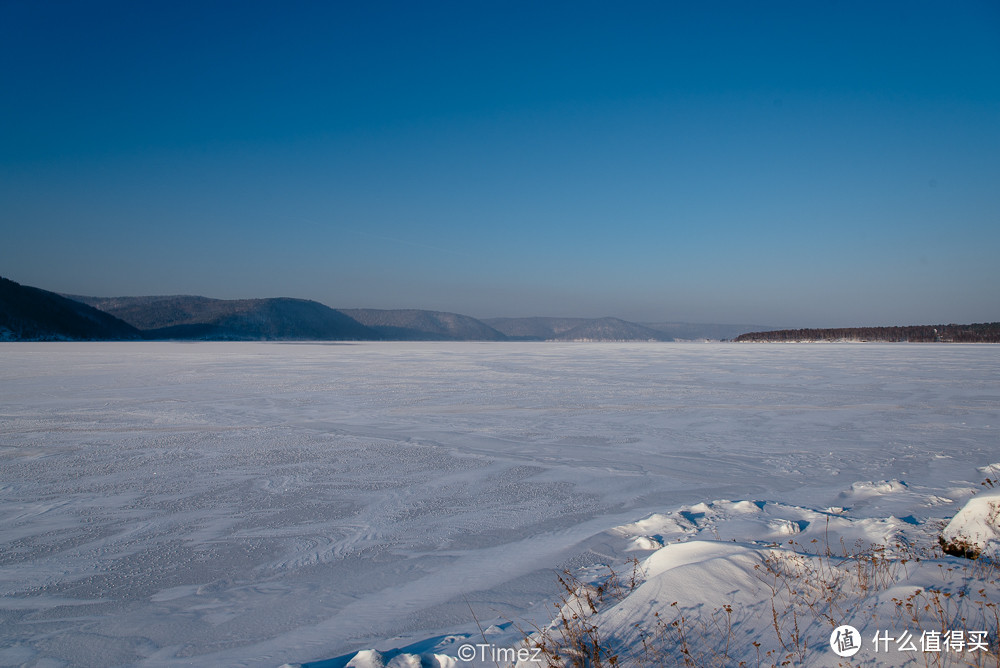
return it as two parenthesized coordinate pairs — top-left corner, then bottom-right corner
(345, 649), (385, 668)
(941, 488), (1000, 558)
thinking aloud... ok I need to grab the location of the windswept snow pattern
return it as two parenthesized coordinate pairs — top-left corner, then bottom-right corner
(1, 342), (998, 667)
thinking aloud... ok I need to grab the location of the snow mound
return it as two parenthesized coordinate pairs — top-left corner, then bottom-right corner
(345, 649), (384, 667)
(617, 512), (693, 536)
(612, 499), (843, 547)
(514, 491), (1000, 667)
(941, 488), (1000, 557)
(842, 479), (908, 498)
(628, 535), (664, 550)
(642, 540), (756, 578)
(344, 649), (458, 668)
(977, 463), (1000, 477)
(767, 517), (803, 535)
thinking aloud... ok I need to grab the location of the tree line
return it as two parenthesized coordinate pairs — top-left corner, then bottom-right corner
(734, 323), (1000, 343)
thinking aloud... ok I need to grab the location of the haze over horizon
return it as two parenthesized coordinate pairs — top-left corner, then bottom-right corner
(2, 1), (998, 329)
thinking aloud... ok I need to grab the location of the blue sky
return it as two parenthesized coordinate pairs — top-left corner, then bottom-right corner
(2, 1), (998, 327)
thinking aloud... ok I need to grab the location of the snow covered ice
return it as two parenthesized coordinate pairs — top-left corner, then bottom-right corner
(1, 342), (998, 667)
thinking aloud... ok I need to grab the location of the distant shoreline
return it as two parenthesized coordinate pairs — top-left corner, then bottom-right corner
(734, 323), (1000, 343)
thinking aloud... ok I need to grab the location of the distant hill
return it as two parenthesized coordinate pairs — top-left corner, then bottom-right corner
(339, 308), (507, 341)
(735, 323), (1000, 343)
(0, 277), (142, 341)
(23, 276), (983, 345)
(486, 317), (766, 341)
(551, 317), (674, 342)
(484, 317), (592, 340)
(72, 295), (376, 341)
(642, 322), (773, 341)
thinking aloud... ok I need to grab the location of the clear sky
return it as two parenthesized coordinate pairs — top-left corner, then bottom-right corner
(2, 1), (998, 327)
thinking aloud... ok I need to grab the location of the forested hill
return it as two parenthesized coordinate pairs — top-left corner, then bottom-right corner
(0, 277), (143, 341)
(734, 323), (1000, 343)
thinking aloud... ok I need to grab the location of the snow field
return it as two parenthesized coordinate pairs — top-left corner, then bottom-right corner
(1, 342), (997, 667)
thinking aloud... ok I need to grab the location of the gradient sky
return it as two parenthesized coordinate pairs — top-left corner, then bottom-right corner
(2, 1), (998, 327)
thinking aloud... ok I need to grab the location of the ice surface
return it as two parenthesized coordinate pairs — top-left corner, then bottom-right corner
(1, 342), (998, 667)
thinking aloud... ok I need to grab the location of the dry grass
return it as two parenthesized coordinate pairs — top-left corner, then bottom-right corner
(518, 535), (1000, 668)
(513, 558), (644, 667)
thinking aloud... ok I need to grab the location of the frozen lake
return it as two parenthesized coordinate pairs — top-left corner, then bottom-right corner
(1, 342), (998, 667)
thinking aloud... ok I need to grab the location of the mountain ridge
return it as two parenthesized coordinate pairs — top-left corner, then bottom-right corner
(1, 277), (143, 341)
(484, 316), (594, 340)
(72, 295), (376, 341)
(549, 317), (674, 342)
(340, 308), (506, 341)
(6, 277), (988, 343)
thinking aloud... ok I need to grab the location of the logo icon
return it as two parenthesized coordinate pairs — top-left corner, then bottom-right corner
(830, 625), (861, 657)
